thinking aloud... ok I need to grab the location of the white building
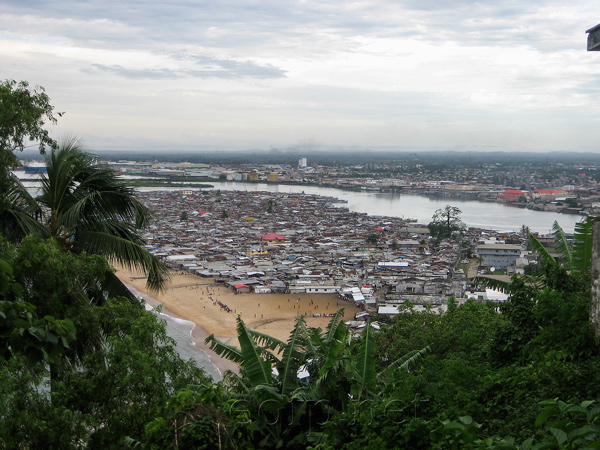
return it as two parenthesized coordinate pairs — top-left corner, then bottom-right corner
(476, 244), (522, 269)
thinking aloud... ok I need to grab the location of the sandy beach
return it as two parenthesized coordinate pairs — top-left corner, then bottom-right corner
(115, 267), (362, 374)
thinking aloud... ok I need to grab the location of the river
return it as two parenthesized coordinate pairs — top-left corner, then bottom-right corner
(139, 181), (584, 235)
(18, 170), (583, 233)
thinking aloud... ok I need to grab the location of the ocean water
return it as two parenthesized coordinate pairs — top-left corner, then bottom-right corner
(128, 283), (223, 381)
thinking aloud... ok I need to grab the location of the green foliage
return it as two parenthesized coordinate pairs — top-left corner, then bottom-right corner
(552, 221), (572, 268)
(279, 315), (311, 395)
(428, 205), (466, 239)
(142, 385), (252, 450)
(0, 238), (208, 448)
(437, 415), (484, 450)
(0, 256), (75, 364)
(565, 198), (580, 208)
(0, 293), (208, 448)
(61, 296), (208, 448)
(0, 79), (58, 166)
(352, 322), (376, 400)
(10, 237), (112, 366)
(0, 173), (47, 242)
(0, 79), (59, 242)
(572, 217), (594, 273)
(476, 219), (592, 297)
(235, 316), (274, 386)
(526, 288), (595, 360)
(489, 277), (538, 365)
(439, 399), (600, 450)
(367, 233), (379, 245)
(2, 139), (169, 291)
(207, 312), (428, 448)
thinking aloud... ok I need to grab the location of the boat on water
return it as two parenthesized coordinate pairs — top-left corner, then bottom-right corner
(24, 162), (47, 173)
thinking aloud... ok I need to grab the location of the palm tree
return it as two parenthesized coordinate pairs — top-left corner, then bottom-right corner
(2, 138), (169, 291)
(0, 172), (47, 242)
(475, 218), (593, 295)
(205, 310), (428, 447)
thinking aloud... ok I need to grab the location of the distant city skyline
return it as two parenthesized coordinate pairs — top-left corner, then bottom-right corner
(2, 1), (599, 153)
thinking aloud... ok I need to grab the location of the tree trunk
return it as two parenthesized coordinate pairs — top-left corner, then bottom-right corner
(590, 217), (600, 337)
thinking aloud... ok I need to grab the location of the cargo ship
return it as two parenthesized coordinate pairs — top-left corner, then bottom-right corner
(23, 162), (47, 173)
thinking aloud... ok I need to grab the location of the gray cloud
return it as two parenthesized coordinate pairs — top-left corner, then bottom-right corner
(84, 54), (286, 79)
(3, 0), (586, 54)
(2, 0), (599, 152)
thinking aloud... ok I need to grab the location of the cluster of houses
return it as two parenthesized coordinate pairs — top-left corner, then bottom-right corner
(137, 189), (533, 318)
(108, 158), (600, 216)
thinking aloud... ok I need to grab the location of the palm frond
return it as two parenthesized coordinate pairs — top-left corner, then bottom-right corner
(278, 316), (309, 395)
(236, 317), (273, 387)
(308, 327), (326, 355)
(529, 234), (556, 267)
(378, 346), (430, 380)
(552, 221), (572, 268)
(103, 271), (137, 300)
(318, 309), (348, 378)
(74, 228), (169, 292)
(38, 140), (161, 291)
(204, 334), (245, 364)
(572, 216), (594, 273)
(473, 276), (513, 294)
(249, 329), (288, 354)
(40, 139), (87, 218)
(7, 173), (42, 215)
(351, 322), (376, 400)
(71, 173), (152, 226)
(248, 384), (287, 406)
(51, 167), (151, 232)
(0, 175), (47, 242)
(323, 308), (345, 343)
(0, 208), (48, 242)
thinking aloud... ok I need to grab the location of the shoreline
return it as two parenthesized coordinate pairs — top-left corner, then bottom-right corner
(115, 267), (362, 377)
(119, 278), (239, 378)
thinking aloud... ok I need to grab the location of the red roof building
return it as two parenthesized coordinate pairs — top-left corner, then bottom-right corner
(259, 232), (286, 241)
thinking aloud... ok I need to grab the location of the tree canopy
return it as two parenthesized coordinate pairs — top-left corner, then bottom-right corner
(0, 79), (59, 169)
(428, 205), (466, 239)
(0, 237), (208, 448)
(2, 138), (169, 291)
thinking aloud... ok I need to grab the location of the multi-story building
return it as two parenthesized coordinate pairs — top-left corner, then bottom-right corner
(476, 244), (522, 269)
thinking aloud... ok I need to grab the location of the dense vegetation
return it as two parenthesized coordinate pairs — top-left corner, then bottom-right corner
(2, 79), (600, 448)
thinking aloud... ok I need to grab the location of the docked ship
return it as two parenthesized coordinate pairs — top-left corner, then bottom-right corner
(23, 161), (47, 173)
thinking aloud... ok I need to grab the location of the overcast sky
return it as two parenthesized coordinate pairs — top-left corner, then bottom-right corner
(2, 1), (600, 153)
